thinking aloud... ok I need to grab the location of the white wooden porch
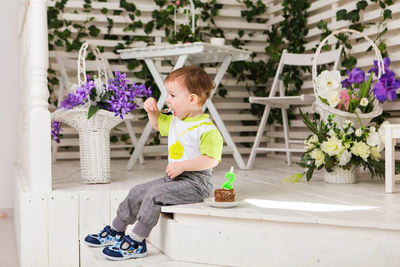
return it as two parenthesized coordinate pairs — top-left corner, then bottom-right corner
(32, 155), (399, 266)
(12, 0), (400, 266)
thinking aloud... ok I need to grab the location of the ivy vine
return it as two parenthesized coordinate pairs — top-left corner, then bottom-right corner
(47, 0), (395, 150)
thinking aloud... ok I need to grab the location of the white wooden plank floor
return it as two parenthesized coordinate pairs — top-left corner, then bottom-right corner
(8, 156), (399, 265)
(52, 155), (400, 231)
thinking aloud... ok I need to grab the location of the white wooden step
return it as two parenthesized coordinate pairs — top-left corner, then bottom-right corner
(81, 242), (219, 267)
(81, 241), (170, 267)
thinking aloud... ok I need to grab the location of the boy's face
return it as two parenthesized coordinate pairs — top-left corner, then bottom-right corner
(165, 79), (200, 119)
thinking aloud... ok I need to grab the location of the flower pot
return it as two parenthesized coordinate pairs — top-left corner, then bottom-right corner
(324, 166), (357, 184)
(210, 37), (225, 46)
(52, 107), (132, 184)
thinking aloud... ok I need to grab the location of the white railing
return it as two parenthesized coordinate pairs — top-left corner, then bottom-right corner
(18, 0), (52, 192)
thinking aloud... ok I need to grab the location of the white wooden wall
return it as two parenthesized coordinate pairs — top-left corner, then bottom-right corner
(48, 0), (400, 161)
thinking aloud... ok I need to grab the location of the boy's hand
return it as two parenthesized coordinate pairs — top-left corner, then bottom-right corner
(166, 162), (184, 179)
(143, 97), (158, 113)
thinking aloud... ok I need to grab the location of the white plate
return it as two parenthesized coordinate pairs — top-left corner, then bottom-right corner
(203, 197), (243, 208)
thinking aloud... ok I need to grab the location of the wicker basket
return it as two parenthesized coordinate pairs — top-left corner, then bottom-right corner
(324, 166), (357, 184)
(52, 41), (132, 184)
(312, 29), (384, 128)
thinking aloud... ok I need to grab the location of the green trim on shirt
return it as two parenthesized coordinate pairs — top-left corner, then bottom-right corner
(158, 113), (173, 136)
(200, 128), (223, 162)
(175, 121), (214, 137)
(182, 114), (209, 122)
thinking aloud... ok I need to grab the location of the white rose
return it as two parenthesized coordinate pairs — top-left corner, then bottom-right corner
(369, 126), (376, 133)
(355, 128), (363, 137)
(328, 129), (337, 137)
(351, 141), (370, 162)
(326, 91), (340, 108)
(360, 98), (369, 107)
(315, 70), (342, 98)
(311, 149), (325, 167)
(304, 135), (318, 151)
(370, 146), (381, 160)
(367, 131), (380, 147)
(321, 136), (344, 156)
(338, 150), (352, 166)
(347, 127), (354, 134)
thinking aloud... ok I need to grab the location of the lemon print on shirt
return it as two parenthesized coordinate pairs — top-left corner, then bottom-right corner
(169, 140), (184, 160)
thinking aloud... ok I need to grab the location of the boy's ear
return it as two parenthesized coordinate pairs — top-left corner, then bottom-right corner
(189, 93), (200, 105)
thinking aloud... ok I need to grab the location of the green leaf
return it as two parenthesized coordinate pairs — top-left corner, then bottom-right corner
(383, 9), (392, 19)
(356, 1), (368, 10)
(359, 72), (373, 99)
(88, 105), (100, 119)
(101, 7), (108, 14)
(88, 25), (100, 37)
(378, 42), (387, 54)
(336, 9), (347, 21)
(283, 173), (304, 184)
(318, 96), (329, 106)
(317, 19), (328, 30)
(120, 134), (130, 142)
(305, 166), (315, 181)
(120, 0), (136, 12)
(144, 21), (155, 34)
(348, 10), (360, 22)
(127, 59), (139, 70)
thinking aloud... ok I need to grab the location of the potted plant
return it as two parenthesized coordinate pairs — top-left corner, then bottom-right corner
(51, 42), (151, 183)
(168, 24), (201, 44)
(313, 29), (400, 127)
(285, 110), (386, 184)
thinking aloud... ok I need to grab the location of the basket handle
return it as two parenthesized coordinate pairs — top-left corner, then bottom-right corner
(312, 28), (385, 96)
(77, 41), (109, 103)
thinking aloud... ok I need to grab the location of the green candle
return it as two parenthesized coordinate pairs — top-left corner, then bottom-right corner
(222, 166), (235, 190)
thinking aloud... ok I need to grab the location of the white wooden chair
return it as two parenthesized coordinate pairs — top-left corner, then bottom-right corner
(246, 47), (343, 169)
(52, 52), (144, 164)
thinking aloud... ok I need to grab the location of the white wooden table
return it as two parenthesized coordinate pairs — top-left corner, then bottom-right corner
(119, 42), (251, 170)
(383, 123), (400, 193)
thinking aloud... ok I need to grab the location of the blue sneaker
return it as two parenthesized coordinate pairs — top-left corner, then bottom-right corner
(102, 235), (148, 261)
(84, 225), (125, 247)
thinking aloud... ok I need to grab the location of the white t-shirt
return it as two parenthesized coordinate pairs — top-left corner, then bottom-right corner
(158, 113), (223, 163)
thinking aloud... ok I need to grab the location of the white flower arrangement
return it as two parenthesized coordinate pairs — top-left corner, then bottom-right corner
(285, 111), (386, 183)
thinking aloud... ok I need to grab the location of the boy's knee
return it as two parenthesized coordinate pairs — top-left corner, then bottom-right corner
(142, 185), (164, 203)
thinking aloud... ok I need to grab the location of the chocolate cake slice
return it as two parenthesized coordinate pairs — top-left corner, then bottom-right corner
(214, 188), (235, 202)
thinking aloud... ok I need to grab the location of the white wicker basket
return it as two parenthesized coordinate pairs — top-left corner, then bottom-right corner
(52, 41), (132, 184)
(324, 166), (357, 184)
(312, 29), (384, 128)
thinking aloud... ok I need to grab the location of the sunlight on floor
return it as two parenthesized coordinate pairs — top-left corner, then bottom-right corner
(245, 199), (379, 212)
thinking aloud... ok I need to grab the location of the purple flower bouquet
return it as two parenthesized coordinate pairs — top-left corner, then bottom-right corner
(51, 71), (151, 143)
(51, 71), (151, 184)
(315, 57), (400, 116)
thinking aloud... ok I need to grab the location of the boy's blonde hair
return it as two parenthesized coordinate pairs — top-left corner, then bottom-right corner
(165, 65), (215, 105)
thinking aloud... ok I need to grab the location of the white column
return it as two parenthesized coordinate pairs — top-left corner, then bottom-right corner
(29, 0), (52, 191)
